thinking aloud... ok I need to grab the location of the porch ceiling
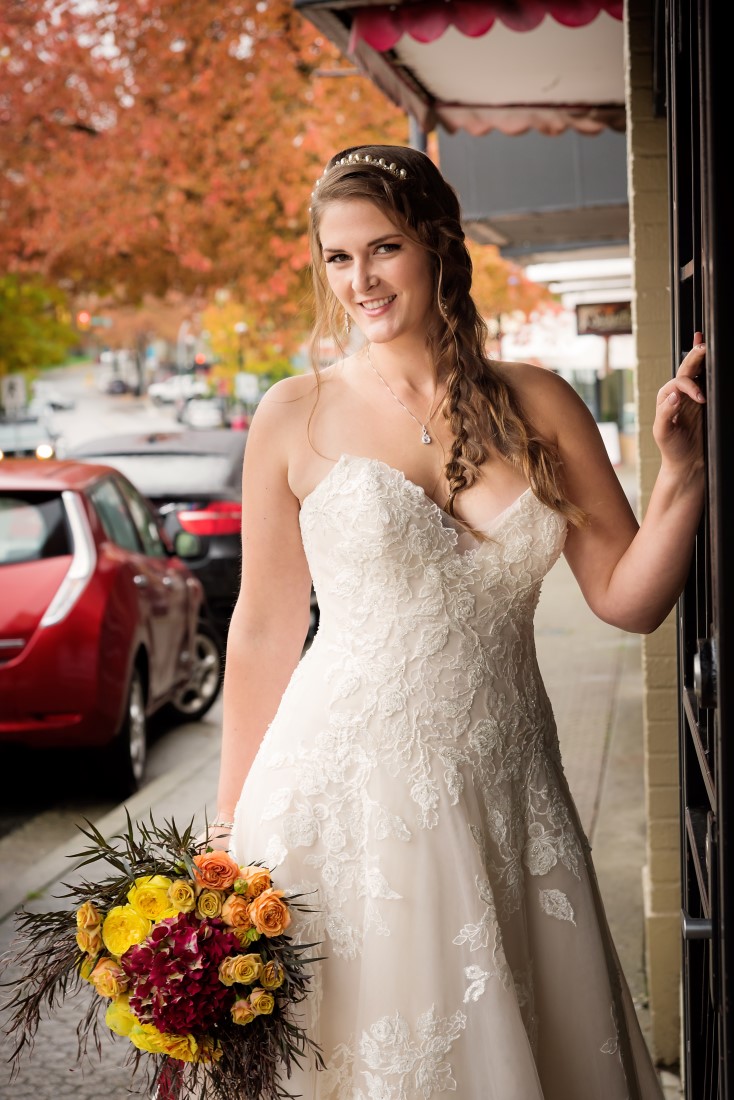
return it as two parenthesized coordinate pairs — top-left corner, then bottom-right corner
(295, 1), (626, 136)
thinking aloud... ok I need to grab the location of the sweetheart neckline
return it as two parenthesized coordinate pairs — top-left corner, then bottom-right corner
(299, 453), (538, 534)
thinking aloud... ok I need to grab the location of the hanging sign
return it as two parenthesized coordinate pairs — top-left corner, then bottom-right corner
(576, 301), (632, 337)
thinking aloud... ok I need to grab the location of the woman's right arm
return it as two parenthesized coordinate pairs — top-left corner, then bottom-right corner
(213, 381), (314, 835)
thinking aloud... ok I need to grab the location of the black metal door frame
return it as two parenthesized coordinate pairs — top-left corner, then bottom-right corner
(670, 1), (733, 1095)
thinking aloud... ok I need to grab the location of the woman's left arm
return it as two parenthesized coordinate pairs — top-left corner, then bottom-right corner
(524, 335), (706, 634)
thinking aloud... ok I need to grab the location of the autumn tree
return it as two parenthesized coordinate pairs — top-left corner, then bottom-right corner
(0, 276), (77, 377)
(0, 0), (407, 356)
(467, 242), (560, 354)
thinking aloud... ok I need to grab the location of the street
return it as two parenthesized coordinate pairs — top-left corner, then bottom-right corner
(42, 360), (187, 453)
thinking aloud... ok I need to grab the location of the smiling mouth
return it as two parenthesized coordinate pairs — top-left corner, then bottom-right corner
(359, 295), (396, 312)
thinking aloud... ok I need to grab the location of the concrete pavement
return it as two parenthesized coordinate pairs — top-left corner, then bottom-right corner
(0, 464), (683, 1097)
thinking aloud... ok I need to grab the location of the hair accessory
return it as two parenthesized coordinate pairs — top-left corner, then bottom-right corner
(312, 152), (408, 198)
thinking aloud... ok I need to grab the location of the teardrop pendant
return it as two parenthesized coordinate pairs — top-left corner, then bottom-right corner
(421, 427), (432, 444)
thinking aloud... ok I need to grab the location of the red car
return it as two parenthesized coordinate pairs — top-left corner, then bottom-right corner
(0, 460), (222, 796)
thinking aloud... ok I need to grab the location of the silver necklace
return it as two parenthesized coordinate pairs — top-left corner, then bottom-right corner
(365, 344), (439, 445)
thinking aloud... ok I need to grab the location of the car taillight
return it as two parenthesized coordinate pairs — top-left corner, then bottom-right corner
(40, 491), (96, 627)
(177, 501), (242, 537)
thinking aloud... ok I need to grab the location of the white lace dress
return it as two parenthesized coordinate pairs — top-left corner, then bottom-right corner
(230, 454), (663, 1100)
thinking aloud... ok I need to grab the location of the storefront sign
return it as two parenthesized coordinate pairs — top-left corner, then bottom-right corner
(576, 301), (632, 337)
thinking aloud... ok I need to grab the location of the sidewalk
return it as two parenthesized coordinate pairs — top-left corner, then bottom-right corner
(0, 463), (682, 1097)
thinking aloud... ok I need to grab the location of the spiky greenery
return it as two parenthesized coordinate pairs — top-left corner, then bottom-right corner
(0, 811), (325, 1098)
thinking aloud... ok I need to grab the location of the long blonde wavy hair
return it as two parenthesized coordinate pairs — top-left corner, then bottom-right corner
(308, 144), (586, 529)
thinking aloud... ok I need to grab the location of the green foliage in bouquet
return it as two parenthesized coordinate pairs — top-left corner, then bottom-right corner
(1, 812), (325, 1099)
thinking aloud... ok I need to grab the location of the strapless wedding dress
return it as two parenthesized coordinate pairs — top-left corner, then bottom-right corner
(231, 454), (663, 1100)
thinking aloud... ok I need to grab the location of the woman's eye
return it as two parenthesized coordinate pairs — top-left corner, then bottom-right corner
(325, 253), (350, 264)
(376, 243), (400, 254)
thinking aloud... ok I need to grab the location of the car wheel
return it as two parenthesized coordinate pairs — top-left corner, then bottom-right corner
(166, 621), (222, 723)
(108, 665), (147, 797)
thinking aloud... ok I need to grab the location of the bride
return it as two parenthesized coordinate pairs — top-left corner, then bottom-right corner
(209, 145), (705, 1099)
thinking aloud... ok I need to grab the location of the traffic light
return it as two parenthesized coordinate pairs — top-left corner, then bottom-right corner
(76, 310), (91, 331)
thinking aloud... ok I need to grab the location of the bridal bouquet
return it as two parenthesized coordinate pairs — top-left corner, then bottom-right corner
(1, 814), (324, 1099)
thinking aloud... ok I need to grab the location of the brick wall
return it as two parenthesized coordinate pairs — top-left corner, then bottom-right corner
(625, 0), (681, 1067)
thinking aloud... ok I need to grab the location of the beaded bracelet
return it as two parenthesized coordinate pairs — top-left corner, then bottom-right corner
(211, 819), (234, 830)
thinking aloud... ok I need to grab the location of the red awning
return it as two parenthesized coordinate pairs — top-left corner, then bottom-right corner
(348, 0), (623, 54)
(295, 0), (625, 136)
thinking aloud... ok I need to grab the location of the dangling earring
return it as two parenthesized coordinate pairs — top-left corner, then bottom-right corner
(439, 297), (449, 322)
(344, 310), (352, 336)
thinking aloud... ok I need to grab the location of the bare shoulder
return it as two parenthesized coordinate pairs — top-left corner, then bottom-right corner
(254, 371), (318, 418)
(247, 368), (329, 441)
(493, 359), (594, 444)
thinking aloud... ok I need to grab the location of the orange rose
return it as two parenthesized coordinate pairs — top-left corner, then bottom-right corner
(221, 894), (254, 929)
(76, 901), (102, 931)
(76, 925), (103, 956)
(239, 866), (272, 900)
(89, 957), (129, 998)
(193, 850), (240, 891)
(248, 889), (291, 938)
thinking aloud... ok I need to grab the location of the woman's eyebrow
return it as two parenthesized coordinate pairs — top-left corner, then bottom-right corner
(322, 233), (405, 253)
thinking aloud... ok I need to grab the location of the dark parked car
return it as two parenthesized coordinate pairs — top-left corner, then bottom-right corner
(0, 460), (222, 796)
(68, 429), (320, 645)
(0, 416), (61, 460)
(68, 431), (248, 644)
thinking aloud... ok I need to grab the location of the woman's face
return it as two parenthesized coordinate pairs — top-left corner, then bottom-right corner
(318, 199), (435, 346)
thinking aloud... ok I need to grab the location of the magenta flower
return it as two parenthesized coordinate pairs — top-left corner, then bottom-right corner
(121, 912), (241, 1035)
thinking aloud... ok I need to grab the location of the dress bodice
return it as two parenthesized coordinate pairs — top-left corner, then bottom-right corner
(299, 452), (567, 641)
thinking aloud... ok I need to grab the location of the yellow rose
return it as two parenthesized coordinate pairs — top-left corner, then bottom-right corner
(196, 888), (224, 919)
(79, 955), (96, 983)
(152, 1030), (200, 1061)
(260, 960), (285, 990)
(128, 1021), (167, 1054)
(168, 878), (197, 913)
(221, 894), (254, 929)
(218, 953), (262, 987)
(248, 889), (291, 937)
(249, 986), (275, 1015)
(76, 901), (102, 931)
(76, 924), (103, 956)
(240, 866), (272, 900)
(233, 925), (261, 947)
(127, 875), (176, 922)
(231, 997), (256, 1026)
(90, 957), (129, 998)
(105, 995), (137, 1037)
(102, 905), (151, 957)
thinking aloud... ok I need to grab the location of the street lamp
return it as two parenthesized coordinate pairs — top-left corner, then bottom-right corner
(234, 322), (248, 371)
(177, 320), (192, 374)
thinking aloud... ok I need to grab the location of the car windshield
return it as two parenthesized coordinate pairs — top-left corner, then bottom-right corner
(0, 421), (50, 447)
(78, 453), (238, 498)
(0, 491), (71, 565)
